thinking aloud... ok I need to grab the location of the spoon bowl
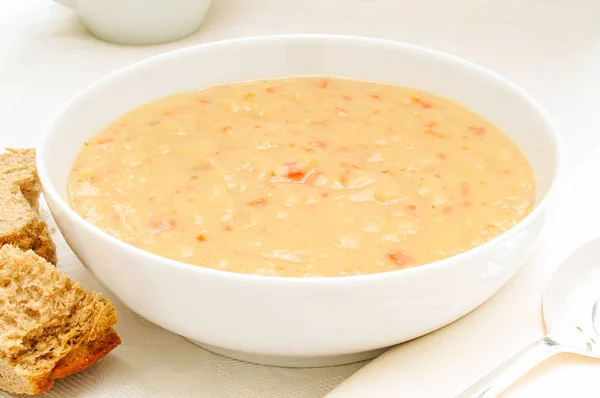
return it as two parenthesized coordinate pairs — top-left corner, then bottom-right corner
(459, 237), (600, 397)
(543, 239), (600, 357)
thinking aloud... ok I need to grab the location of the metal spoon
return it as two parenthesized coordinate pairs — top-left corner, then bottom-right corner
(458, 237), (600, 397)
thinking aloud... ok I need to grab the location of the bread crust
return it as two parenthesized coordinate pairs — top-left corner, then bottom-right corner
(25, 328), (121, 395)
(0, 149), (120, 395)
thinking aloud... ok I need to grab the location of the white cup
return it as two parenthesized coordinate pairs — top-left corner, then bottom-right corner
(54, 0), (213, 45)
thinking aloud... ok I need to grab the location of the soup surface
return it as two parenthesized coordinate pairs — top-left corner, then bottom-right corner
(68, 77), (535, 277)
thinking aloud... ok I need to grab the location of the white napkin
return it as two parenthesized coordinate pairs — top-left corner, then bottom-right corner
(328, 144), (600, 397)
(0, 205), (365, 398)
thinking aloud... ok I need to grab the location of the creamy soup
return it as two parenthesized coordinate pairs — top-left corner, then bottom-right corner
(68, 77), (535, 277)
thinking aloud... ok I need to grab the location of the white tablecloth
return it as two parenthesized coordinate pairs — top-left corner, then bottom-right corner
(2, 0), (600, 396)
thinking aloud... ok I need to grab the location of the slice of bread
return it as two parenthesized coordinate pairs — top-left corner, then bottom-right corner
(0, 149), (56, 264)
(0, 149), (41, 211)
(0, 245), (120, 395)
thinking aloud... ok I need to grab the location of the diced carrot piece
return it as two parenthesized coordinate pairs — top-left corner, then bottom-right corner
(284, 163), (305, 181)
(321, 192), (329, 197)
(266, 87), (276, 93)
(191, 162), (212, 170)
(405, 205), (417, 212)
(388, 250), (415, 266)
(248, 197), (267, 207)
(470, 126), (486, 136)
(222, 225), (233, 231)
(343, 95), (353, 101)
(443, 206), (453, 215)
(437, 152), (446, 160)
(96, 137), (114, 145)
(199, 99), (211, 104)
(318, 78), (329, 88)
(197, 235), (206, 242)
(149, 219), (176, 234)
(411, 97), (433, 108)
(310, 119), (330, 126)
(370, 94), (381, 99)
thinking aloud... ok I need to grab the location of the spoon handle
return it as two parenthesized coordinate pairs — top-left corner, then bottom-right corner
(456, 336), (561, 398)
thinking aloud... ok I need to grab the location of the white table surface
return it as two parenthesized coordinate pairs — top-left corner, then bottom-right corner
(2, 0), (600, 397)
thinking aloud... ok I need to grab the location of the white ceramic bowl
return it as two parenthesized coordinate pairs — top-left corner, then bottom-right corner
(38, 35), (560, 367)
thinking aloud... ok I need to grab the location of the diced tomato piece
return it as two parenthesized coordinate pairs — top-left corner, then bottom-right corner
(388, 250), (415, 266)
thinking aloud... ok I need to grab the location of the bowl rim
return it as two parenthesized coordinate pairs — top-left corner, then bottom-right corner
(37, 33), (562, 286)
